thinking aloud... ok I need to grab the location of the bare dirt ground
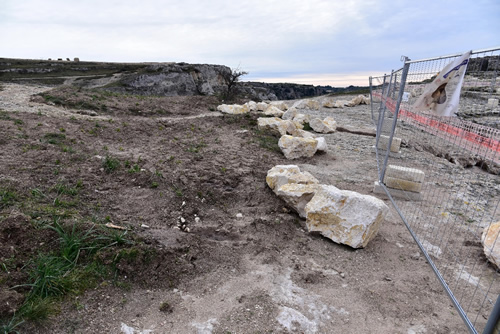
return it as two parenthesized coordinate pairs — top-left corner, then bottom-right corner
(0, 82), (478, 333)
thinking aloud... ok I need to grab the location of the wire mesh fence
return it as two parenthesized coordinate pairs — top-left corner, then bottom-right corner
(370, 47), (500, 334)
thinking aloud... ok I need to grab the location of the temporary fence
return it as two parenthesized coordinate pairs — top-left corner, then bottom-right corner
(370, 47), (500, 334)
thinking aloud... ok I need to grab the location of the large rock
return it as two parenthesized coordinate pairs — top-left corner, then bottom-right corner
(482, 221), (500, 269)
(309, 117), (336, 133)
(282, 107), (299, 120)
(289, 128), (316, 139)
(256, 102), (268, 111)
(278, 135), (318, 159)
(266, 165), (319, 192)
(347, 95), (370, 107)
(276, 183), (318, 218)
(116, 63), (231, 96)
(264, 105), (285, 117)
(335, 100), (348, 108)
(217, 104), (249, 114)
(258, 117), (289, 136)
(322, 98), (336, 108)
(244, 101), (257, 112)
(270, 101), (289, 111)
(304, 185), (389, 248)
(292, 99), (321, 110)
(293, 113), (311, 125)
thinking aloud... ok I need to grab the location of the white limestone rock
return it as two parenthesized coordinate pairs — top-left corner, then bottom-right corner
(278, 135), (318, 160)
(309, 117), (337, 134)
(347, 95), (370, 107)
(282, 107), (299, 120)
(256, 102), (268, 111)
(257, 117), (289, 136)
(482, 221), (500, 269)
(276, 183), (318, 218)
(292, 99), (321, 110)
(270, 101), (289, 111)
(304, 185), (389, 248)
(323, 117), (337, 130)
(244, 101), (257, 111)
(264, 105), (285, 117)
(266, 165), (319, 192)
(334, 100), (348, 108)
(293, 113), (311, 125)
(322, 98), (336, 108)
(217, 104), (249, 114)
(316, 137), (328, 152)
(289, 128), (316, 139)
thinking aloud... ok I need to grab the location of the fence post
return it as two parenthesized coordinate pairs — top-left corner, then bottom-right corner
(483, 295), (500, 334)
(380, 60), (410, 183)
(375, 72), (394, 181)
(369, 76), (375, 125)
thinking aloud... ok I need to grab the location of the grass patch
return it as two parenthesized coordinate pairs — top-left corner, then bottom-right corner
(253, 130), (280, 153)
(43, 133), (66, 146)
(0, 188), (18, 209)
(103, 156), (120, 173)
(1, 218), (134, 328)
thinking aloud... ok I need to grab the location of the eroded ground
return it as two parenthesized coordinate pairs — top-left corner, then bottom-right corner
(0, 83), (483, 333)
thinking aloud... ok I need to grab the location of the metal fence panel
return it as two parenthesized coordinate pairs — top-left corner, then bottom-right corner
(371, 47), (500, 334)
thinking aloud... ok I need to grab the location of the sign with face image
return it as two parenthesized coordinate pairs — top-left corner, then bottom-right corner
(411, 51), (471, 117)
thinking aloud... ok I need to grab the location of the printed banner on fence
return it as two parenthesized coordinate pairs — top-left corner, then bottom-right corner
(411, 51), (471, 117)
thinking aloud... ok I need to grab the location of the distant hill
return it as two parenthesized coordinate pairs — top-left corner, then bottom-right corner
(0, 58), (369, 101)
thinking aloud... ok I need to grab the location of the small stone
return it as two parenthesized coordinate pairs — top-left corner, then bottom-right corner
(411, 253), (420, 260)
(236, 213), (243, 219)
(340, 273), (346, 278)
(141, 224), (150, 228)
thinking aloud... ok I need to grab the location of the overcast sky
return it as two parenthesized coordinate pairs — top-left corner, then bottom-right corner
(1, 0), (499, 87)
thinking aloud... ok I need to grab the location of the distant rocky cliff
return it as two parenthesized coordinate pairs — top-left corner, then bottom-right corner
(0, 58), (368, 101)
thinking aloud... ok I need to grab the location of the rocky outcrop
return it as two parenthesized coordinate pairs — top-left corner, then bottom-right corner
(112, 63), (230, 96)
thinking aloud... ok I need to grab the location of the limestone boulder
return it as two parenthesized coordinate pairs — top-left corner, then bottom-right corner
(282, 107), (298, 120)
(309, 117), (336, 134)
(347, 95), (370, 107)
(304, 185), (389, 248)
(217, 104), (249, 114)
(264, 105), (285, 117)
(293, 113), (311, 125)
(276, 183), (318, 218)
(322, 98), (336, 108)
(289, 128), (316, 139)
(292, 99), (321, 110)
(244, 101), (257, 112)
(292, 120), (304, 130)
(482, 222), (500, 269)
(335, 100), (348, 108)
(258, 117), (289, 136)
(324, 117), (337, 130)
(278, 135), (318, 159)
(266, 165), (319, 192)
(270, 101), (289, 111)
(316, 137), (328, 152)
(256, 102), (268, 111)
